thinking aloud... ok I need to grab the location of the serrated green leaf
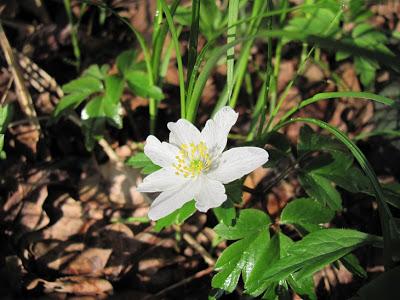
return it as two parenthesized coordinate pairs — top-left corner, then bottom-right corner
(355, 56), (376, 87)
(285, 6), (340, 38)
(153, 200), (196, 232)
(298, 125), (347, 156)
(104, 75), (124, 103)
(79, 75), (123, 130)
(126, 152), (152, 168)
(212, 209), (272, 293)
(322, 166), (370, 193)
(54, 92), (93, 117)
(244, 234), (280, 296)
(82, 64), (105, 80)
(299, 171), (342, 211)
(280, 198), (334, 228)
(116, 50), (137, 75)
(214, 209), (271, 240)
(62, 76), (103, 94)
(213, 200), (236, 226)
(246, 229), (381, 295)
(225, 179), (243, 204)
(141, 164), (161, 174)
(126, 152), (161, 174)
(125, 70), (164, 100)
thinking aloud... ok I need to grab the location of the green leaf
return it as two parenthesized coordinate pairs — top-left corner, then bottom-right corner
(0, 134), (4, 154)
(0, 104), (11, 132)
(116, 49), (138, 75)
(82, 64), (105, 80)
(287, 275), (316, 300)
(274, 117), (400, 268)
(213, 200), (236, 226)
(212, 210), (272, 293)
(54, 92), (93, 117)
(280, 198), (334, 229)
(354, 56), (376, 87)
(125, 70), (164, 100)
(299, 171), (342, 211)
(153, 200), (196, 232)
(321, 165), (370, 193)
(126, 152), (161, 175)
(214, 209), (271, 240)
(285, 5), (340, 38)
(104, 75), (124, 103)
(80, 75), (124, 130)
(244, 234), (280, 296)
(62, 76), (103, 94)
(225, 179), (243, 204)
(199, 0), (222, 40)
(298, 125), (348, 156)
(246, 229), (380, 296)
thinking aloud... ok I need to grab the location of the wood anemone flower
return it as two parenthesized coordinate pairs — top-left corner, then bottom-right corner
(137, 106), (269, 220)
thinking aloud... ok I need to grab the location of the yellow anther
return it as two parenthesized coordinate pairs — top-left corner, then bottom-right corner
(172, 140), (212, 177)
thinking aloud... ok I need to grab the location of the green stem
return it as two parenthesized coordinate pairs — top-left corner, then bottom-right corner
(228, 0), (267, 108)
(63, 0), (81, 72)
(187, 0), (200, 86)
(226, 0), (239, 102)
(160, 0), (186, 119)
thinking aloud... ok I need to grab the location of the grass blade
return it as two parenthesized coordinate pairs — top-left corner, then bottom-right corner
(226, 0), (239, 102)
(160, 0), (186, 118)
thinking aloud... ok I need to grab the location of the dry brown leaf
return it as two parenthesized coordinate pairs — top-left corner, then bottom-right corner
(27, 276), (113, 296)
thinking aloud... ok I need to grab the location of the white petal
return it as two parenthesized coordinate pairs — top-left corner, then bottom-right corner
(167, 119), (201, 146)
(213, 106), (239, 136)
(137, 169), (188, 193)
(148, 179), (201, 220)
(144, 135), (179, 168)
(200, 106), (238, 157)
(195, 176), (227, 212)
(208, 147), (269, 184)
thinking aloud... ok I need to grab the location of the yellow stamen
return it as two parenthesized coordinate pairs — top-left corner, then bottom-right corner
(172, 141), (213, 178)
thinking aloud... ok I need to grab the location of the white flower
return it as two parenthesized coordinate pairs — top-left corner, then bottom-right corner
(137, 106), (269, 220)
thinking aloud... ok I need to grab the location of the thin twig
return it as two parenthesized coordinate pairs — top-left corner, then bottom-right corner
(0, 22), (41, 133)
(173, 225), (215, 267)
(0, 76), (13, 105)
(151, 266), (214, 299)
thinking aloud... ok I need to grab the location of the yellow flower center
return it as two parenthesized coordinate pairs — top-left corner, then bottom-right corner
(173, 141), (212, 178)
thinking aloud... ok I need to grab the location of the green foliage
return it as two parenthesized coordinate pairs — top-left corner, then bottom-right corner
(125, 152), (161, 174)
(54, 49), (164, 150)
(285, 0), (340, 38)
(336, 0), (393, 87)
(175, 0), (224, 41)
(153, 200), (196, 232)
(212, 209), (272, 292)
(280, 198), (334, 232)
(0, 104), (11, 159)
(246, 229), (381, 296)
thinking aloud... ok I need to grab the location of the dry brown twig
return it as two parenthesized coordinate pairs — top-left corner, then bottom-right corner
(0, 22), (41, 136)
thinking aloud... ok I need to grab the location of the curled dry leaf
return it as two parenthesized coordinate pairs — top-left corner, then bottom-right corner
(27, 276), (113, 297)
